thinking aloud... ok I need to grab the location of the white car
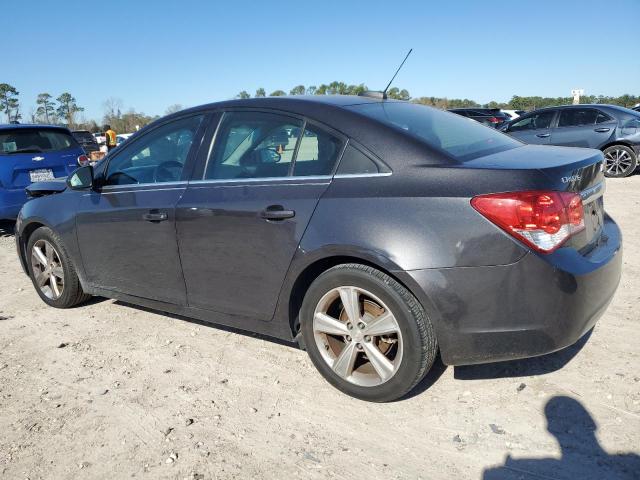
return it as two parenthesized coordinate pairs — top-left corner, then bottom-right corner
(116, 133), (133, 146)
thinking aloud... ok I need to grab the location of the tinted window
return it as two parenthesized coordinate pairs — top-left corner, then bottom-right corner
(105, 115), (203, 185)
(558, 109), (598, 127)
(292, 125), (342, 176)
(351, 102), (520, 162)
(336, 145), (381, 175)
(206, 112), (302, 180)
(0, 128), (77, 155)
(509, 111), (556, 132)
(72, 131), (96, 142)
(596, 111), (613, 124)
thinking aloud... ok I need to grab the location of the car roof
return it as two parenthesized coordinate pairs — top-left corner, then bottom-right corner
(0, 123), (71, 131)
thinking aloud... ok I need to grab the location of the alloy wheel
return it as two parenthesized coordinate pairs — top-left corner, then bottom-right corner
(31, 239), (64, 300)
(604, 148), (634, 176)
(312, 286), (403, 387)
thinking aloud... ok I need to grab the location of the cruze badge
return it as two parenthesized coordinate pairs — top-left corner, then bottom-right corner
(561, 174), (581, 183)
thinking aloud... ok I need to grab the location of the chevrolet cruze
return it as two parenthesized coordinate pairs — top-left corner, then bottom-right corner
(15, 96), (622, 401)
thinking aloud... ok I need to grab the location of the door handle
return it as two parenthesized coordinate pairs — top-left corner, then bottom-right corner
(536, 133), (550, 138)
(260, 205), (295, 221)
(594, 127), (610, 133)
(142, 211), (168, 222)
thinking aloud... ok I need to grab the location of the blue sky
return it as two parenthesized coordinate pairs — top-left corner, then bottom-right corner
(5, 0), (639, 121)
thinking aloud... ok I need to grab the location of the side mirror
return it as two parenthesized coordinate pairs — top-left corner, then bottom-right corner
(67, 165), (94, 190)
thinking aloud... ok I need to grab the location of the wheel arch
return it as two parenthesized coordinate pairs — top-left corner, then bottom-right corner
(17, 220), (48, 274)
(285, 253), (440, 343)
(600, 140), (637, 155)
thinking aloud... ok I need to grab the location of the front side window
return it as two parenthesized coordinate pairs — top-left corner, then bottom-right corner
(509, 111), (556, 132)
(558, 108), (598, 127)
(105, 115), (203, 185)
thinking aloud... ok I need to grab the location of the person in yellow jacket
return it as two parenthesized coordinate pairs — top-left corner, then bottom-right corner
(104, 125), (117, 152)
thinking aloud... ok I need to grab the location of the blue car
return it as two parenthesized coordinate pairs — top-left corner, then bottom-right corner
(0, 125), (88, 219)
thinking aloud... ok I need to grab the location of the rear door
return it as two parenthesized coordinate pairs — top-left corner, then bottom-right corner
(75, 114), (206, 304)
(505, 110), (557, 144)
(176, 110), (345, 320)
(0, 127), (80, 189)
(550, 108), (616, 148)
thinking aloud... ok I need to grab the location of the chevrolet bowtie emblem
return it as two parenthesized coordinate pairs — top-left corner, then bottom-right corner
(32, 156), (45, 161)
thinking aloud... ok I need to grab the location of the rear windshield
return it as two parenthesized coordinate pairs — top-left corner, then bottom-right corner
(349, 102), (521, 161)
(72, 131), (95, 142)
(0, 128), (78, 155)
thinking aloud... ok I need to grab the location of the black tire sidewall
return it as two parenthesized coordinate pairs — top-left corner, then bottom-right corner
(604, 145), (637, 178)
(301, 266), (428, 402)
(26, 227), (80, 308)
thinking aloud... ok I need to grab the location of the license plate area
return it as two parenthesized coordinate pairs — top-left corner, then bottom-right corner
(29, 169), (55, 183)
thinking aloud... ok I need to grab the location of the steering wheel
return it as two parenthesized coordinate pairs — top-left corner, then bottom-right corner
(154, 161), (183, 183)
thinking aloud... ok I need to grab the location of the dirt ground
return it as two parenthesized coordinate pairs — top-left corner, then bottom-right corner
(0, 177), (638, 480)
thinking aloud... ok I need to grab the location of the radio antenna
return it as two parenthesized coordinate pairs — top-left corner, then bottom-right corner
(383, 48), (413, 96)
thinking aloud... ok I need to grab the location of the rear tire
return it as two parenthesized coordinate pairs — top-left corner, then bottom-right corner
(26, 226), (91, 308)
(603, 145), (637, 178)
(300, 264), (437, 402)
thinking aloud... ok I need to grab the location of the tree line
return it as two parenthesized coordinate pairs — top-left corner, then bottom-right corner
(2, 80), (638, 134)
(238, 83), (640, 111)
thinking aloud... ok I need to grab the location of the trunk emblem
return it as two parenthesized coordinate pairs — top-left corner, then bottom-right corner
(32, 156), (45, 162)
(561, 174), (581, 183)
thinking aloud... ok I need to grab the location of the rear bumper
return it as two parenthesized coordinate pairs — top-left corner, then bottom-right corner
(407, 214), (622, 366)
(0, 188), (28, 220)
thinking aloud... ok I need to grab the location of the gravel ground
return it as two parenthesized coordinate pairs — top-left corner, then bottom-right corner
(0, 176), (638, 480)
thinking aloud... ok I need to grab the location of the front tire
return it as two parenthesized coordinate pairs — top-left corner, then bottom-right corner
(300, 264), (437, 402)
(603, 145), (637, 178)
(26, 226), (91, 308)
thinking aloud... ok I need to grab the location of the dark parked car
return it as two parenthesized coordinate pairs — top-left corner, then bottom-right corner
(1, 125), (88, 220)
(15, 97), (621, 401)
(448, 108), (511, 129)
(71, 130), (100, 155)
(502, 104), (640, 178)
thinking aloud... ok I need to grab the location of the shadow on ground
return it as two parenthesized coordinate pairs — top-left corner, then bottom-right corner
(483, 395), (640, 479)
(0, 221), (15, 237)
(113, 300), (299, 349)
(454, 329), (593, 380)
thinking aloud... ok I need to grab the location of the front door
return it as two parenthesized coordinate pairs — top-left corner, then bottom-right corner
(177, 110), (344, 320)
(76, 114), (205, 304)
(506, 110), (557, 145)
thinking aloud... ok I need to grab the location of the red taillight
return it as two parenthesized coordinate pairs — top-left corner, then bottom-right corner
(471, 191), (585, 253)
(77, 154), (89, 166)
(489, 117), (500, 123)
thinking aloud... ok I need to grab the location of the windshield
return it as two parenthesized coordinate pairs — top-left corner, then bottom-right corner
(72, 131), (96, 142)
(349, 102), (521, 161)
(0, 128), (78, 155)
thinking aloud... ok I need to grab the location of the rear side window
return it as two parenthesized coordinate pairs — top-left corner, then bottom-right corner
(337, 145), (382, 175)
(558, 109), (598, 127)
(0, 128), (78, 155)
(350, 102), (520, 162)
(73, 131), (96, 142)
(292, 125), (342, 176)
(596, 111), (613, 123)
